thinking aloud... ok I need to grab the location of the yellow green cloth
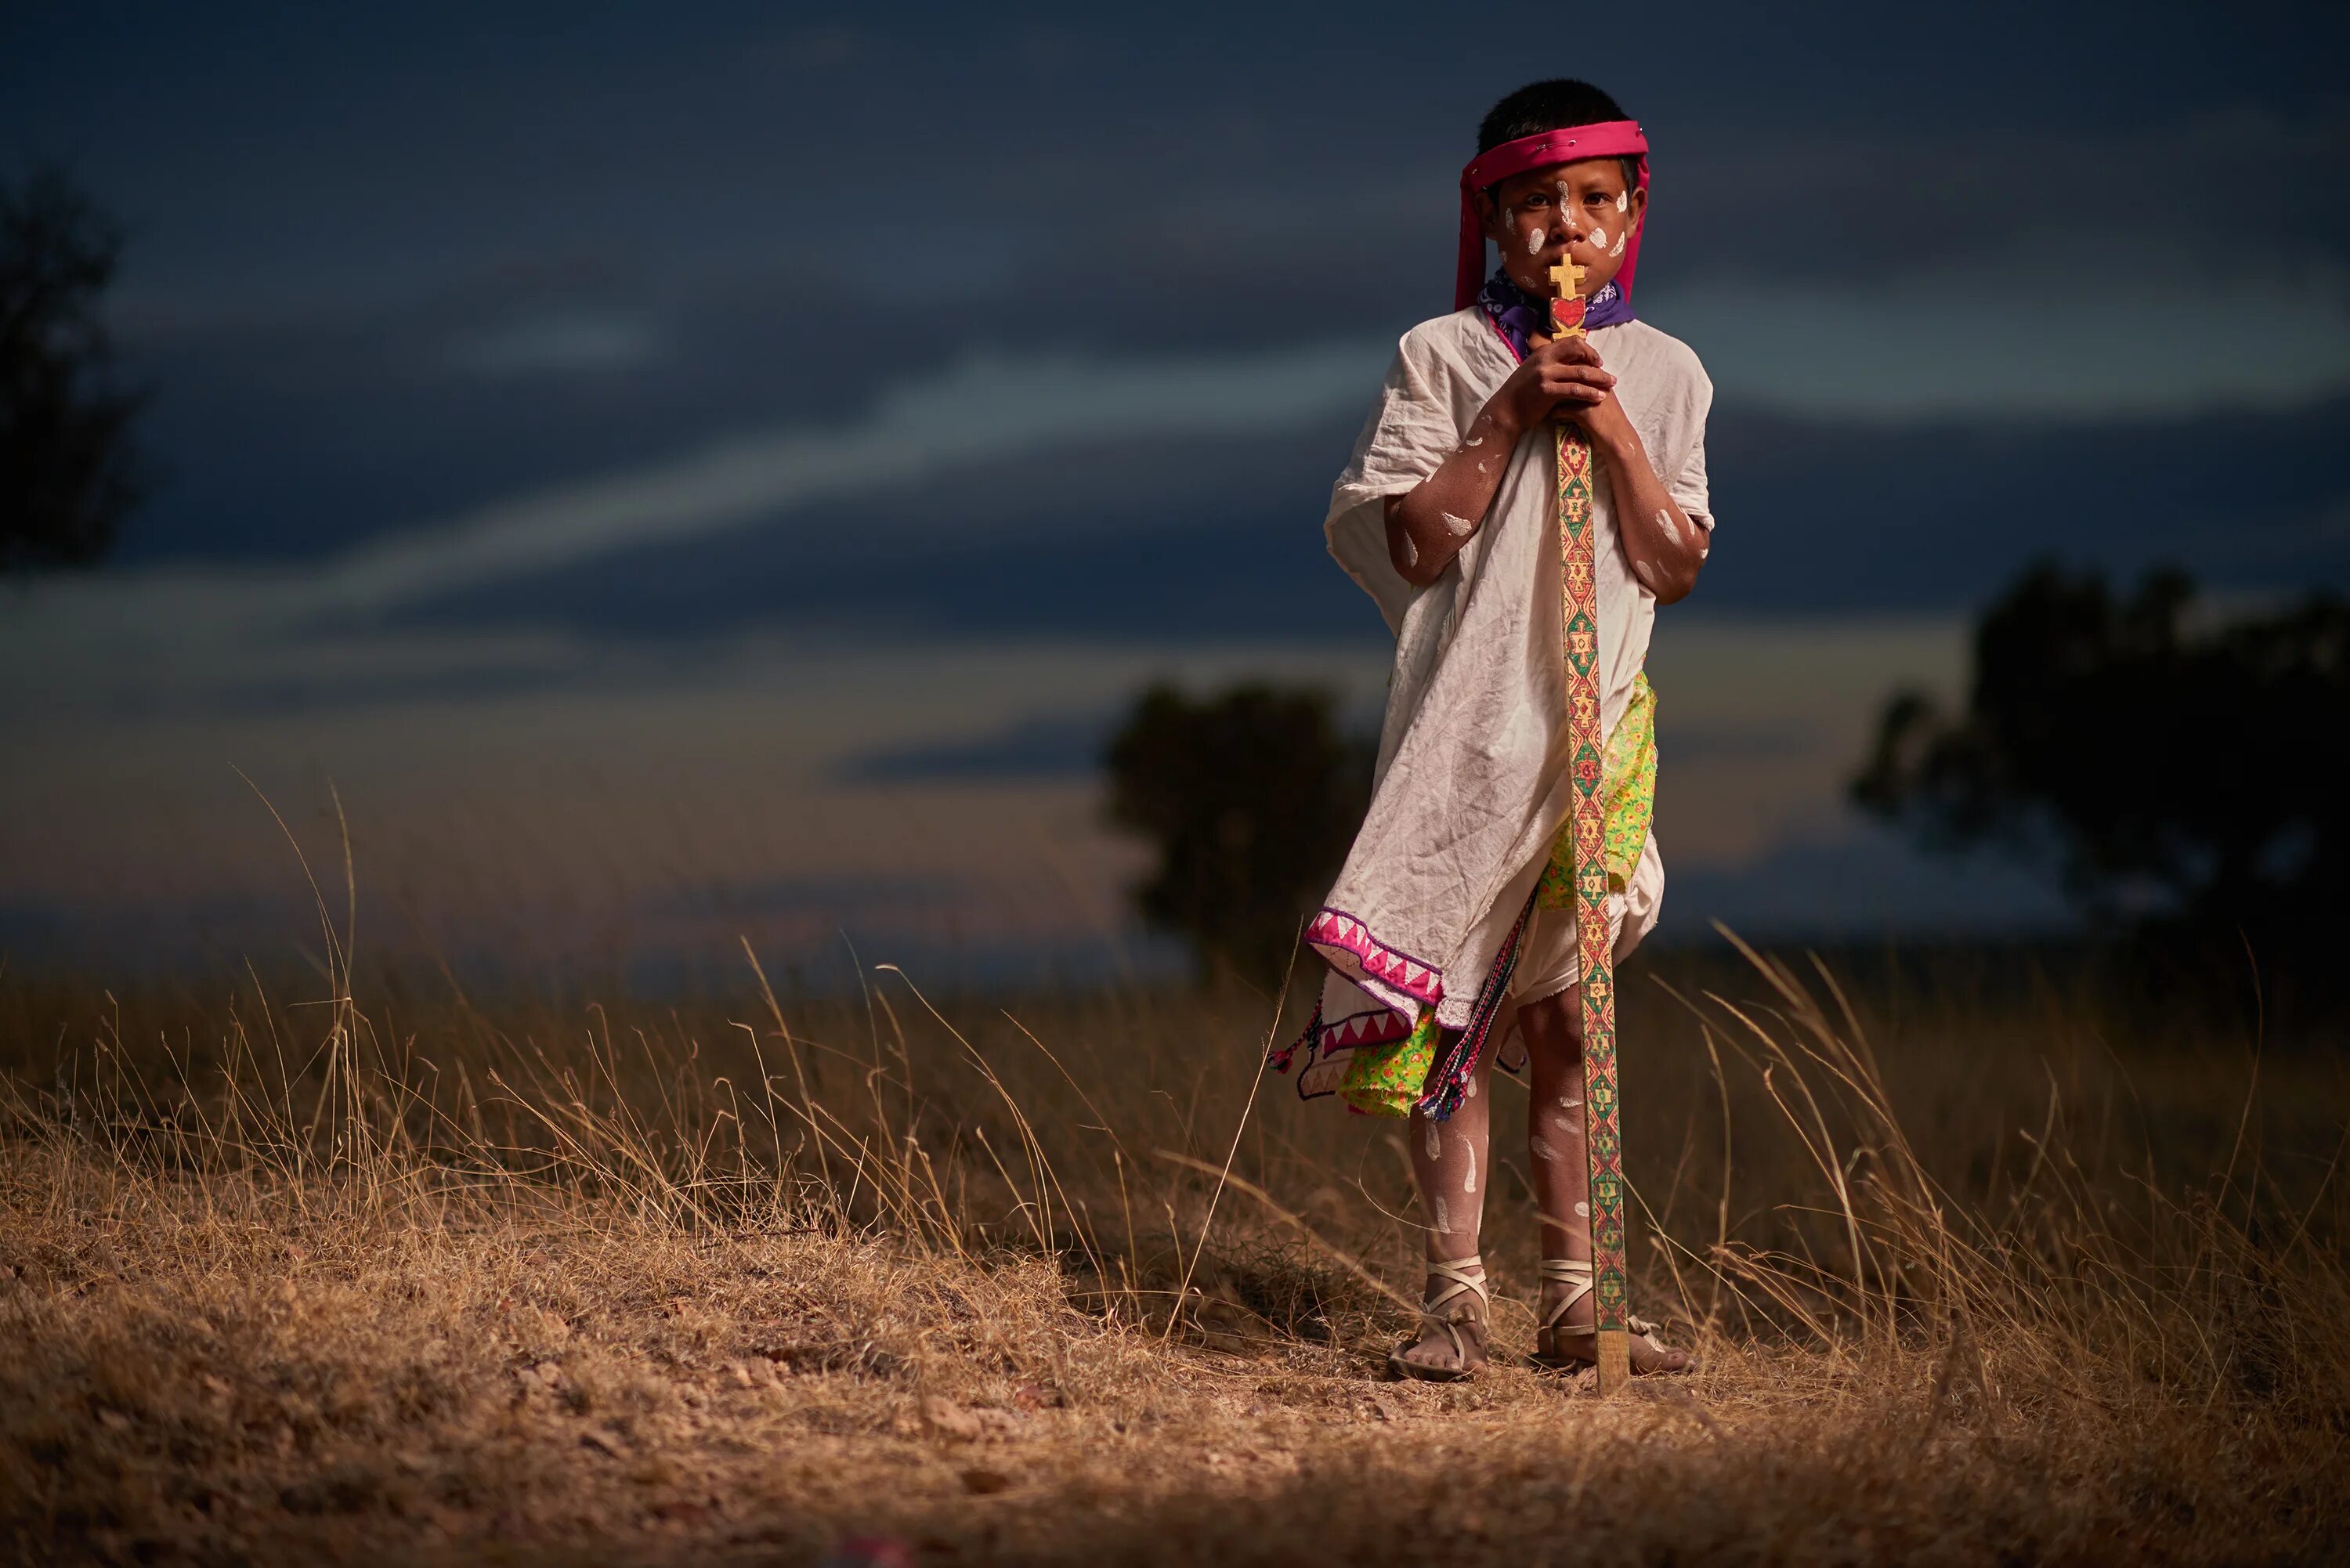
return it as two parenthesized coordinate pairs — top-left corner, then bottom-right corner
(1336, 672), (1656, 1117)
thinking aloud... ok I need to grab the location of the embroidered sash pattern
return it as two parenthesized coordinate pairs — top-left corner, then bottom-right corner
(1556, 418), (1632, 1382)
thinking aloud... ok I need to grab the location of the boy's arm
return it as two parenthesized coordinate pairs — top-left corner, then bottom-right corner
(1383, 337), (1618, 588)
(1582, 388), (1708, 605)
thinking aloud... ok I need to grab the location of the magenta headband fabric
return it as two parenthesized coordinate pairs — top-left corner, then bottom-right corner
(1455, 120), (1650, 312)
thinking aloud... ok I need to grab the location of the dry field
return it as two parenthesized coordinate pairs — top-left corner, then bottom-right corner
(2, 927), (2345, 1566)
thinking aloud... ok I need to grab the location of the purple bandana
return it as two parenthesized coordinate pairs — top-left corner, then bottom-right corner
(1475, 268), (1635, 363)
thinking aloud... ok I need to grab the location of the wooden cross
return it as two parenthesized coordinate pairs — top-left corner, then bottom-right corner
(1548, 255), (1588, 338)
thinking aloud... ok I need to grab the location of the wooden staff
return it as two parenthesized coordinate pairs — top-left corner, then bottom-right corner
(1549, 253), (1632, 1393)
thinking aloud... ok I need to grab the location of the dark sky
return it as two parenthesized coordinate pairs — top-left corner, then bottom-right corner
(9, 2), (2347, 624)
(4, 4), (2348, 970)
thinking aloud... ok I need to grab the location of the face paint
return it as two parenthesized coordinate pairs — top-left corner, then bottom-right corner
(1616, 190), (1629, 214)
(1526, 226), (1545, 255)
(1610, 229), (1626, 258)
(1589, 226), (1609, 252)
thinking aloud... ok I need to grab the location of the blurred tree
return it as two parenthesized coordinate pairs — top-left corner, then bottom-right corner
(1104, 683), (1374, 988)
(2, 164), (148, 573)
(1853, 562), (2349, 985)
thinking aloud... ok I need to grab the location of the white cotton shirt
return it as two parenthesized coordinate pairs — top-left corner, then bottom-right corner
(1311, 306), (1715, 1028)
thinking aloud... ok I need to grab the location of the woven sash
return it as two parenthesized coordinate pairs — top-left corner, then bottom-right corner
(1554, 419), (1633, 1389)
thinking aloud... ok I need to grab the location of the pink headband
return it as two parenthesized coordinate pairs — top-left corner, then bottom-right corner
(1455, 120), (1650, 311)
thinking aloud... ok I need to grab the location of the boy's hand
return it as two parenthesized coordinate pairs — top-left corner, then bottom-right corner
(1490, 333), (1616, 436)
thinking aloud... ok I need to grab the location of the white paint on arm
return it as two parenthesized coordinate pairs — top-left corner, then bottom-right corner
(1441, 512), (1477, 540)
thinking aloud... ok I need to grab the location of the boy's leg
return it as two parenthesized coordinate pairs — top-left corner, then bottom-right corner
(1392, 1035), (1493, 1376)
(1520, 986), (1692, 1374)
(1520, 986), (1592, 1277)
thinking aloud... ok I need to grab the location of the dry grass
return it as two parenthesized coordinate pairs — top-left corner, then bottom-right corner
(2, 919), (2346, 1565)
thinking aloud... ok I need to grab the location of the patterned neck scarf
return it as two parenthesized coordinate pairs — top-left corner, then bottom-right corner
(1476, 268), (1635, 363)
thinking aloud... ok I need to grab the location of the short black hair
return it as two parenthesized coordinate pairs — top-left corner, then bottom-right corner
(1477, 78), (1639, 191)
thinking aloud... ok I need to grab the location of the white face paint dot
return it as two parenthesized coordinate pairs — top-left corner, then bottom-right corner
(1616, 190), (1629, 213)
(1589, 226), (1609, 252)
(1527, 226), (1545, 255)
(1610, 229), (1626, 258)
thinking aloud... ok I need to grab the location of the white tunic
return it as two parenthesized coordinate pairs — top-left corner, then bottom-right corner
(1310, 306), (1715, 1031)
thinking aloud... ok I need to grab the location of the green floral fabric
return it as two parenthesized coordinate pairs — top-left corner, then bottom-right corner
(1336, 672), (1656, 1118)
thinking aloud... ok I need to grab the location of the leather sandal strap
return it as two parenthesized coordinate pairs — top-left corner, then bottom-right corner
(1537, 1257), (1594, 1332)
(1423, 1254), (1489, 1313)
(1415, 1255), (1488, 1363)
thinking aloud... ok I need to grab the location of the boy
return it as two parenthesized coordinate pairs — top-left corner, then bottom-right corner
(1273, 80), (1709, 1379)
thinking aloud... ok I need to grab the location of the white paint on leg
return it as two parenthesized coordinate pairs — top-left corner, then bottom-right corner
(1533, 1135), (1558, 1163)
(1574, 1201), (1590, 1219)
(1462, 1143), (1477, 1194)
(1424, 1121), (1442, 1162)
(1435, 1196), (1452, 1235)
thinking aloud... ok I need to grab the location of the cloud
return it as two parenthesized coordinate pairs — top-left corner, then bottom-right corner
(1654, 251), (2350, 421)
(301, 338), (1388, 614)
(446, 310), (666, 378)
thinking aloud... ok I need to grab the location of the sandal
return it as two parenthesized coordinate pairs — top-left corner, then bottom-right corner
(1386, 1255), (1490, 1383)
(1530, 1259), (1694, 1376)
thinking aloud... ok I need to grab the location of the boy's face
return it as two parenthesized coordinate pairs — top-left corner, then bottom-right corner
(1477, 156), (1645, 301)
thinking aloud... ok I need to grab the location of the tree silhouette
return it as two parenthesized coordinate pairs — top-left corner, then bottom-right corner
(2, 164), (148, 573)
(1853, 562), (2349, 985)
(1104, 683), (1373, 988)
